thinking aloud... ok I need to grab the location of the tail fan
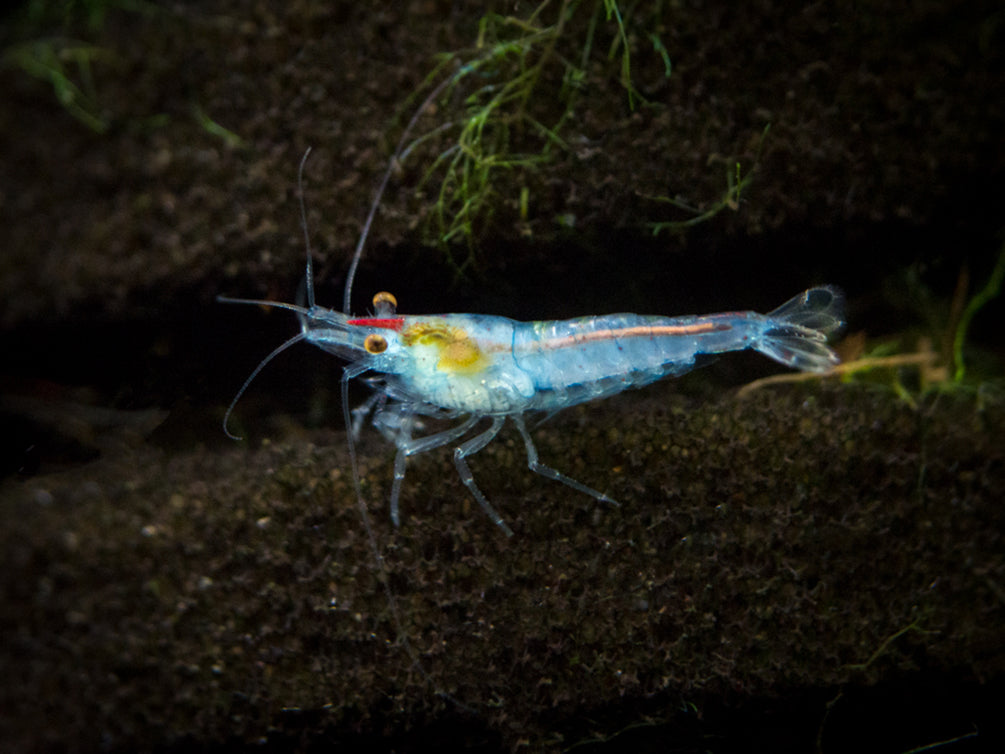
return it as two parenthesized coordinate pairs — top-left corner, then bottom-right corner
(757, 286), (845, 372)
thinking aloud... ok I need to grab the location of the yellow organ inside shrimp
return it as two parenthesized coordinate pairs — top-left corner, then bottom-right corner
(401, 322), (490, 375)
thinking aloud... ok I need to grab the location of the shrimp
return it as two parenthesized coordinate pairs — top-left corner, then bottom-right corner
(367, 286), (848, 539)
(220, 79), (843, 539)
(223, 160), (845, 533)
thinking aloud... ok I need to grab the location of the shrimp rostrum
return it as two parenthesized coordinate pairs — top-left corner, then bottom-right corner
(224, 264), (844, 537)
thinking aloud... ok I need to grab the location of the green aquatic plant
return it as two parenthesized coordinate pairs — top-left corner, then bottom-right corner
(3, 1), (238, 145)
(2, 0), (158, 134)
(397, 0), (669, 270)
(644, 125), (769, 236)
(952, 243), (1005, 383)
(192, 103), (244, 149)
(646, 155), (757, 235)
(3, 37), (112, 132)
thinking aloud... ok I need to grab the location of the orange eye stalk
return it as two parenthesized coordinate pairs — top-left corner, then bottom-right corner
(373, 291), (397, 315)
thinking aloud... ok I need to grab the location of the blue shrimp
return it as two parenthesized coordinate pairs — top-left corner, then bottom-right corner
(301, 284), (843, 538)
(220, 85), (843, 539)
(222, 174), (844, 537)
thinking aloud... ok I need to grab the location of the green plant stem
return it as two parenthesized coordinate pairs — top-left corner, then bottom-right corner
(953, 243), (1005, 382)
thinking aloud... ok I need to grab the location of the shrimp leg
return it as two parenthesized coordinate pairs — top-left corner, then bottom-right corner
(351, 389), (387, 440)
(390, 413), (481, 527)
(453, 416), (513, 536)
(511, 415), (620, 509)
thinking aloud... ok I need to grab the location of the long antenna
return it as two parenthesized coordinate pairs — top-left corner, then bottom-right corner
(298, 146), (316, 309)
(221, 331), (307, 439)
(342, 71), (457, 315)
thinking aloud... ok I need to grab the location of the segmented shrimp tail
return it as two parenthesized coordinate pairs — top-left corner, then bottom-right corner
(756, 286), (845, 372)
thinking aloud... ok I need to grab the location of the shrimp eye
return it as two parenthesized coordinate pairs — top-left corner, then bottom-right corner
(373, 291), (397, 315)
(364, 333), (388, 354)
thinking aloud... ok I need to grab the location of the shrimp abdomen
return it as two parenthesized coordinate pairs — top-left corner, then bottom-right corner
(511, 287), (844, 411)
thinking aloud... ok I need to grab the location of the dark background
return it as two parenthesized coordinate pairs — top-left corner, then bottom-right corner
(1, 2), (1002, 751)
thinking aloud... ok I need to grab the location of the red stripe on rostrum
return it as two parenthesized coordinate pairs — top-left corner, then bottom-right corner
(347, 317), (406, 331)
